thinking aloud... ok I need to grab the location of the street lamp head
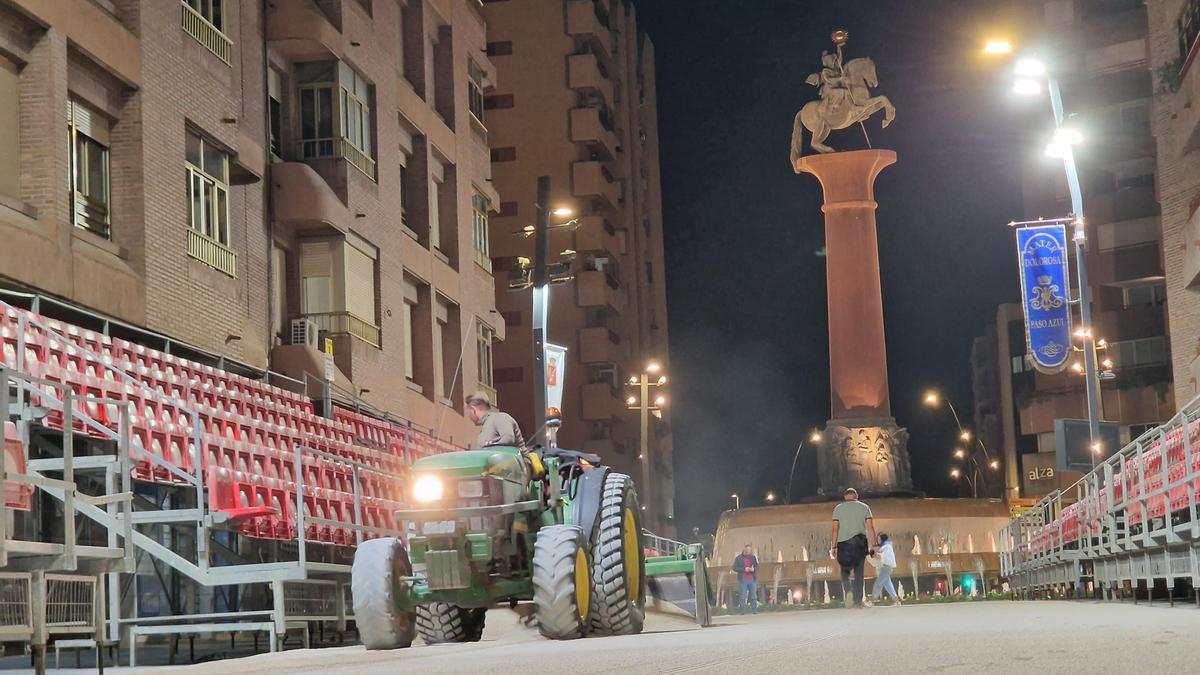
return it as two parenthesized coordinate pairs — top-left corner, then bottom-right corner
(923, 391), (940, 407)
(654, 395), (667, 407)
(766, 492), (776, 503)
(645, 361), (662, 374)
(990, 460), (1000, 469)
(658, 375), (667, 385)
(983, 39), (1013, 55)
(1071, 362), (1084, 374)
(551, 207), (574, 218)
(1012, 78), (1042, 96)
(628, 375), (640, 384)
(1044, 141), (1071, 159)
(950, 468), (962, 479)
(954, 448), (965, 460)
(810, 431), (823, 443)
(1054, 128), (1083, 146)
(1015, 57), (1046, 78)
(626, 396), (637, 406)
(960, 430), (972, 442)
(1091, 442), (1103, 454)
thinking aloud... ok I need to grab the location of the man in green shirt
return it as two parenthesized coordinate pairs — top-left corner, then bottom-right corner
(829, 487), (877, 608)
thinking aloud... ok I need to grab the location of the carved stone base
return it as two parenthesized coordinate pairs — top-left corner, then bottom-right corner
(816, 418), (912, 496)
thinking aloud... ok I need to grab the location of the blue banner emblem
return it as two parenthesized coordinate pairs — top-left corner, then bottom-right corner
(1016, 224), (1072, 373)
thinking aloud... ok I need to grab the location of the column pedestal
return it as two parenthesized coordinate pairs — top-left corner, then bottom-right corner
(794, 149), (912, 495)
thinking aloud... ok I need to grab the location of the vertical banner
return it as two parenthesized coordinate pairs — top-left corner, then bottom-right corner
(1016, 223), (1072, 373)
(545, 343), (568, 412)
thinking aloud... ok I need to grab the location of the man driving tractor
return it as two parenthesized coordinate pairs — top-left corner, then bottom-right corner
(466, 390), (525, 450)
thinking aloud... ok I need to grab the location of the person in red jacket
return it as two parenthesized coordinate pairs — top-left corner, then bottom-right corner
(730, 544), (759, 615)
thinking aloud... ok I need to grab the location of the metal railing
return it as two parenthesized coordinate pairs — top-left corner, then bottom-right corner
(187, 228), (238, 277)
(298, 138), (377, 180)
(181, 1), (233, 65)
(301, 311), (381, 347)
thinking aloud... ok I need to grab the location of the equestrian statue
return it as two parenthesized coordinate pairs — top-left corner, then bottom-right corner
(790, 30), (896, 167)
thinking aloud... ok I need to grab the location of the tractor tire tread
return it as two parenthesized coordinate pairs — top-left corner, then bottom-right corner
(589, 473), (645, 635)
(532, 525), (589, 640)
(351, 537), (416, 650)
(415, 603), (485, 644)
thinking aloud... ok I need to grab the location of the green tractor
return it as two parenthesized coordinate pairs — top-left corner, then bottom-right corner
(350, 416), (709, 648)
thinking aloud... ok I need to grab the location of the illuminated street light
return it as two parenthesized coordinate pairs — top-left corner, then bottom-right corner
(551, 207), (574, 218)
(1054, 128), (1083, 146)
(730, 493), (740, 510)
(990, 460), (1000, 469)
(786, 429), (825, 504)
(1045, 142), (1071, 159)
(765, 492), (777, 504)
(960, 430), (972, 442)
(1012, 78), (1042, 96)
(627, 362), (668, 525)
(954, 448), (966, 460)
(983, 39), (1013, 55)
(1015, 57), (1047, 77)
(924, 391), (940, 406)
(950, 468), (962, 479)
(1071, 362), (1084, 374)
(1091, 442), (1103, 455)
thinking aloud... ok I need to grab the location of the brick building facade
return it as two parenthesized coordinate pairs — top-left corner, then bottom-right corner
(0, 0), (501, 446)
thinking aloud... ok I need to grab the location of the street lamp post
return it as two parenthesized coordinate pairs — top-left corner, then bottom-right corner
(627, 363), (667, 525)
(730, 493), (740, 510)
(1006, 51), (1106, 462)
(950, 467), (977, 499)
(785, 431), (823, 504)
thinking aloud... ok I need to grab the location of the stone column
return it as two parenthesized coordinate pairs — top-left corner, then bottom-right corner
(794, 149), (912, 494)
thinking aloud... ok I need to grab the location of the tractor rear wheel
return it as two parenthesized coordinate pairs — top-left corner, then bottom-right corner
(588, 472), (646, 635)
(532, 525), (592, 640)
(415, 603), (486, 644)
(351, 537), (417, 650)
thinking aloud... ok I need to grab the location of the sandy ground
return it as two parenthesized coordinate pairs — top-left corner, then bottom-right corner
(81, 600), (1198, 675)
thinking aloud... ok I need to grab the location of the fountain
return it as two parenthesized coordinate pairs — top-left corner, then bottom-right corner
(967, 533), (975, 554)
(772, 564), (783, 606)
(896, 580), (905, 599)
(911, 535), (921, 556)
(909, 559), (919, 597)
(801, 545), (809, 561)
(823, 580), (831, 605)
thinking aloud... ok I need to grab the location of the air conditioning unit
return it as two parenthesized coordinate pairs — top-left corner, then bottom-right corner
(290, 319), (320, 348)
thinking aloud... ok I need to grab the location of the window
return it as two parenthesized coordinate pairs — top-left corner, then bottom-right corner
(68, 101), (111, 238)
(486, 41), (513, 57)
(468, 60), (486, 125)
(1122, 282), (1166, 308)
(296, 61), (376, 178)
(298, 235), (381, 347)
(491, 147), (516, 162)
(434, 297), (460, 400)
(268, 69), (283, 159)
(186, 130), (230, 245)
(472, 192), (491, 271)
(484, 94), (514, 110)
(403, 277), (419, 380)
(1110, 336), (1169, 369)
(399, 162), (409, 225)
(183, 0), (223, 31)
(477, 322), (495, 388)
(0, 56), (18, 199)
(181, 0), (232, 64)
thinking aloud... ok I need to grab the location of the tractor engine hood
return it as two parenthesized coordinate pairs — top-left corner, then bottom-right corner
(412, 446), (527, 483)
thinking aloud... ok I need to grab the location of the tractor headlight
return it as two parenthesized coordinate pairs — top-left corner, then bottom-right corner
(413, 474), (444, 503)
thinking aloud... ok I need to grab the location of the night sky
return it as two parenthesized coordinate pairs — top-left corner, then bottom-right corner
(634, 0), (1039, 533)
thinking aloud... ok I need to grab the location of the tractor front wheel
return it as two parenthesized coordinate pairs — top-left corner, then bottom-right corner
(532, 525), (592, 640)
(589, 472), (646, 635)
(415, 603), (486, 644)
(351, 537), (417, 650)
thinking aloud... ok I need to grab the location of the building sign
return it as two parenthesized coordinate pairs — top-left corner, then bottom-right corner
(1021, 452), (1057, 498)
(545, 343), (567, 412)
(323, 338), (336, 381)
(1054, 419), (1121, 473)
(1016, 223), (1072, 373)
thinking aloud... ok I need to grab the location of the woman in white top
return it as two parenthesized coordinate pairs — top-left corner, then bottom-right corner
(871, 533), (901, 605)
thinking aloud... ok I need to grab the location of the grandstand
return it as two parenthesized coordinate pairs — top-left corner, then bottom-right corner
(0, 294), (459, 670)
(1001, 395), (1200, 604)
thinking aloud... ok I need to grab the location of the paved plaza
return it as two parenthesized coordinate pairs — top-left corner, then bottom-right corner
(53, 601), (1188, 675)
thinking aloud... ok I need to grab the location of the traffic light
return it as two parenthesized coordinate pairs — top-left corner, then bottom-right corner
(963, 577), (974, 591)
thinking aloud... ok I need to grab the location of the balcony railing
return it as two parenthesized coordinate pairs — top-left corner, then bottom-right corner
(298, 138), (377, 180)
(72, 193), (110, 239)
(182, 2), (233, 65)
(187, 228), (237, 277)
(302, 311), (381, 348)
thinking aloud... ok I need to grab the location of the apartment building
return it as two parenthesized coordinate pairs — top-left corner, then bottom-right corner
(975, 0), (1175, 503)
(1147, 0), (1200, 407)
(0, 0), (501, 447)
(480, 0), (674, 532)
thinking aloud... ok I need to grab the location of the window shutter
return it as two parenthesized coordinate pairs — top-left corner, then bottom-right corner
(68, 101), (110, 145)
(344, 244), (375, 322)
(300, 240), (334, 314)
(403, 276), (419, 304)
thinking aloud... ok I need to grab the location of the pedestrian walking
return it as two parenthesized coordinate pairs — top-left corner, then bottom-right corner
(829, 487), (877, 608)
(731, 544), (759, 615)
(870, 533), (901, 605)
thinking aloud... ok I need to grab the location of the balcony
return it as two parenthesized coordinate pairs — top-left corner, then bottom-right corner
(1088, 186), (1158, 225)
(1095, 241), (1162, 284)
(581, 382), (619, 421)
(570, 107), (618, 160)
(572, 161), (620, 212)
(187, 229), (237, 277)
(266, 0), (344, 62)
(271, 162), (349, 236)
(579, 326), (621, 364)
(298, 137), (376, 180)
(566, 0), (613, 60)
(1184, 205), (1200, 288)
(302, 311), (381, 348)
(1096, 304), (1166, 343)
(576, 270), (623, 313)
(182, 1), (232, 64)
(573, 216), (619, 254)
(568, 53), (614, 106)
